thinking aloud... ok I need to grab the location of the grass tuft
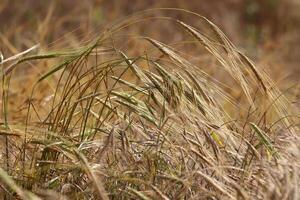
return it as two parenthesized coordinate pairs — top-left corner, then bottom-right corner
(0, 9), (299, 200)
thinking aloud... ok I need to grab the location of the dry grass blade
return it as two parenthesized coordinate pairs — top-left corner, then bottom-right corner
(0, 168), (41, 200)
(74, 150), (109, 200)
(149, 185), (170, 200)
(0, 44), (39, 64)
(0, 130), (21, 137)
(196, 170), (234, 199)
(127, 187), (152, 200)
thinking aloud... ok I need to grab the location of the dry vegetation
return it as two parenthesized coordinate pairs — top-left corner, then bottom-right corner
(0, 2), (300, 200)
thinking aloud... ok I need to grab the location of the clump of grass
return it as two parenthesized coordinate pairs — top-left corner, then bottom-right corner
(1, 9), (299, 200)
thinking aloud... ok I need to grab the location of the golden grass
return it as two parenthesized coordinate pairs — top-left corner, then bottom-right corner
(0, 9), (299, 200)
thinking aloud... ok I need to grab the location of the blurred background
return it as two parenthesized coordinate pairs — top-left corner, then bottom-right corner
(1, 0), (299, 76)
(0, 0), (299, 118)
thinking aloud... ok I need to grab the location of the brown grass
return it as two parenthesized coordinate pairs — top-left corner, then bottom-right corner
(0, 8), (299, 200)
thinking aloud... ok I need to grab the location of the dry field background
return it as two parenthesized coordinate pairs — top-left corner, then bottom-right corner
(0, 0), (299, 199)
